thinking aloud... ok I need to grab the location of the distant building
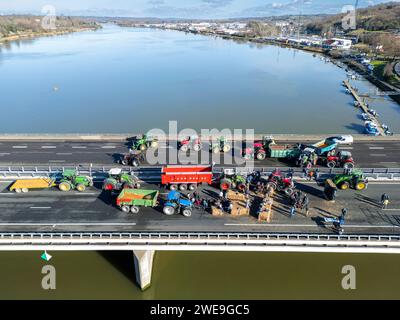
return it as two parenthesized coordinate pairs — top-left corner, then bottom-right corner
(323, 38), (352, 50)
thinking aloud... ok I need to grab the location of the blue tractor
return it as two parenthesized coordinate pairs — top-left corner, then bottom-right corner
(162, 190), (193, 217)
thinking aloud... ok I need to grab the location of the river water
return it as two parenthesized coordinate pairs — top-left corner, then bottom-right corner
(1, 251), (400, 299)
(0, 24), (398, 134)
(1, 25), (400, 299)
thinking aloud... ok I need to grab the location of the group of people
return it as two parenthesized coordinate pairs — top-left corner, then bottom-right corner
(289, 190), (310, 217)
(187, 192), (211, 212)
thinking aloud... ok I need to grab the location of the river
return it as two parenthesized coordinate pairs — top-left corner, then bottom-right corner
(1, 251), (400, 299)
(0, 24), (398, 134)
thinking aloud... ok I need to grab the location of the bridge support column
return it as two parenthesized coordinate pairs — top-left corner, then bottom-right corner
(133, 250), (155, 290)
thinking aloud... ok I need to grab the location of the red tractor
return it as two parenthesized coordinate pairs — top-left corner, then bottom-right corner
(242, 136), (274, 161)
(178, 136), (202, 152)
(266, 169), (295, 196)
(324, 151), (355, 169)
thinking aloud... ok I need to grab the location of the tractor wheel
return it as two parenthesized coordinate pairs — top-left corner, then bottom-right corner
(356, 182), (367, 190)
(212, 146), (220, 154)
(340, 182), (350, 190)
(121, 159), (128, 166)
(222, 144), (231, 153)
(121, 205), (130, 213)
(327, 161), (336, 168)
(256, 152), (266, 160)
(76, 184), (86, 192)
(237, 183), (246, 192)
(180, 144), (189, 152)
(135, 183), (141, 189)
(220, 179), (231, 191)
(130, 206), (140, 214)
(179, 184), (188, 191)
(182, 208), (192, 217)
(21, 188), (29, 193)
(266, 182), (277, 191)
(139, 144), (147, 151)
(169, 184), (178, 191)
(188, 184), (197, 191)
(59, 182), (71, 192)
(14, 188), (22, 193)
(193, 144), (202, 152)
(151, 141), (158, 148)
(131, 159), (140, 167)
(344, 162), (354, 169)
(284, 188), (294, 196)
(163, 206), (175, 216)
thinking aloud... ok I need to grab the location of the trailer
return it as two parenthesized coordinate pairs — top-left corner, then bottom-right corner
(9, 178), (56, 193)
(311, 139), (337, 155)
(268, 144), (300, 159)
(116, 189), (159, 213)
(161, 165), (213, 191)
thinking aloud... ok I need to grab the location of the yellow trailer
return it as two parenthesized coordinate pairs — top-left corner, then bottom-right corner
(9, 178), (56, 193)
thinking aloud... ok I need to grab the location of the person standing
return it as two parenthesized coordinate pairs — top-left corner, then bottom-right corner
(381, 193), (389, 209)
(302, 195), (310, 216)
(290, 205), (296, 217)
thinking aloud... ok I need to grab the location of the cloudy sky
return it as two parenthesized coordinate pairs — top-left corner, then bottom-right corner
(0, 0), (394, 18)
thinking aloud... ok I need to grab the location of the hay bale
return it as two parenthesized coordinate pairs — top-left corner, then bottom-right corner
(211, 206), (224, 216)
(227, 190), (246, 201)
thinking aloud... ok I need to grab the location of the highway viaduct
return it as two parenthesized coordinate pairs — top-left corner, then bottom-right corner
(0, 134), (400, 289)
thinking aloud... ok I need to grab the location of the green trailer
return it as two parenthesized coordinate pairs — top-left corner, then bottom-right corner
(268, 144), (300, 159)
(116, 189), (159, 213)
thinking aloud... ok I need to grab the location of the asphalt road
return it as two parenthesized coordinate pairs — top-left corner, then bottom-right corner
(0, 139), (400, 168)
(0, 181), (399, 235)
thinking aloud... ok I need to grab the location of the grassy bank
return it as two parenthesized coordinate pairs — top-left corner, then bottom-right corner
(0, 15), (100, 43)
(371, 60), (400, 88)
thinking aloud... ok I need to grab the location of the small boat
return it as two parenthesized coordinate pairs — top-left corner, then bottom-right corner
(361, 113), (371, 120)
(364, 121), (379, 136)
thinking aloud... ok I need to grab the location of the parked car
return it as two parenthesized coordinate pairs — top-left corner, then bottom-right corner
(326, 135), (353, 145)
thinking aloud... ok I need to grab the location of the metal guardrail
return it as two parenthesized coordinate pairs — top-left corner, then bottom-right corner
(0, 166), (399, 181)
(1, 232), (400, 251)
(0, 232), (399, 241)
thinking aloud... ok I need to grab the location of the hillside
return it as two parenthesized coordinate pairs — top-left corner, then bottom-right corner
(305, 1), (400, 35)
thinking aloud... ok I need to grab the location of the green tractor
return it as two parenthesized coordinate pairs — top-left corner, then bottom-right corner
(103, 168), (141, 193)
(331, 169), (368, 191)
(132, 134), (158, 151)
(58, 169), (93, 192)
(219, 169), (247, 192)
(210, 136), (231, 154)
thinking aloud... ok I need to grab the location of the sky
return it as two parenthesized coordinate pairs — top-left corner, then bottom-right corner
(0, 0), (396, 19)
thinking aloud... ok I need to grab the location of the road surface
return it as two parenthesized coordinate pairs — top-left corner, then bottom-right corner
(0, 181), (399, 235)
(0, 139), (399, 168)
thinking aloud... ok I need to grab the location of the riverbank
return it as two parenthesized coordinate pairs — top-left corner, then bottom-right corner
(0, 26), (100, 44)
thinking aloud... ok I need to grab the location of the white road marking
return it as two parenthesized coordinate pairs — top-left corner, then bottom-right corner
(370, 154), (386, 157)
(340, 147), (353, 150)
(380, 162), (398, 164)
(0, 153), (11, 155)
(369, 147), (385, 150)
(12, 146), (27, 149)
(72, 146), (87, 149)
(101, 146), (116, 149)
(29, 206), (51, 209)
(41, 146), (56, 149)
(56, 153), (72, 155)
(49, 160), (66, 163)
